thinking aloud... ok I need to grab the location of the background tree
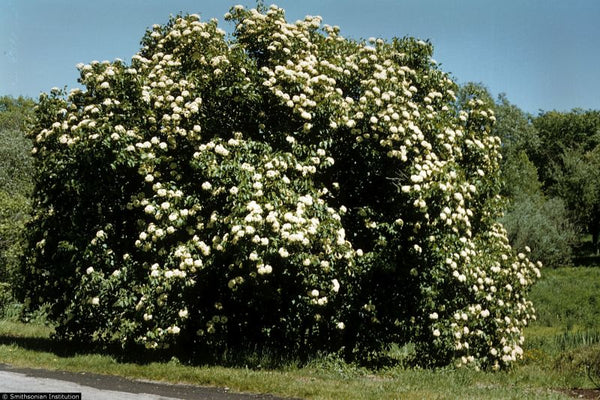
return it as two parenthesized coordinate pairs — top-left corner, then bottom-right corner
(0, 96), (35, 283)
(532, 110), (600, 188)
(500, 151), (578, 267)
(532, 110), (600, 252)
(457, 83), (577, 267)
(551, 147), (600, 252)
(493, 93), (539, 160)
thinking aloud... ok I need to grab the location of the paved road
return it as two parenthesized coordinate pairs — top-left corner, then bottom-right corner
(0, 364), (297, 400)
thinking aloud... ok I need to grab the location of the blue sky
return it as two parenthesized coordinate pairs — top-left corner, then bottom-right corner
(1, 0), (599, 114)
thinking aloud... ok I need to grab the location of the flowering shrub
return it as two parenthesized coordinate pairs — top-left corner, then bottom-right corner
(22, 5), (540, 369)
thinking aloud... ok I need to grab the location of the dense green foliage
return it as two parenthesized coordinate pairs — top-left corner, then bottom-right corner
(532, 110), (600, 251)
(20, 6), (539, 369)
(532, 110), (600, 187)
(493, 93), (540, 160)
(0, 96), (35, 132)
(0, 96), (35, 288)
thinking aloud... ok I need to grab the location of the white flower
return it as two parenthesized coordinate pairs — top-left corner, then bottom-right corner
(214, 144), (229, 156)
(257, 264), (272, 275)
(332, 279), (340, 293)
(433, 329), (440, 337)
(202, 181), (212, 191)
(178, 309), (188, 318)
(310, 289), (320, 298)
(278, 247), (289, 258)
(91, 297), (100, 305)
(86, 267), (94, 275)
(336, 322), (345, 330)
(429, 312), (438, 320)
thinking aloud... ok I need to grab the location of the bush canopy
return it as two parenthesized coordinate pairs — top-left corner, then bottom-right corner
(22, 5), (540, 369)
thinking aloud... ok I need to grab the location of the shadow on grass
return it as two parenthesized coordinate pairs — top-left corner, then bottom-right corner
(0, 330), (322, 370)
(572, 255), (600, 267)
(572, 238), (600, 267)
(0, 328), (405, 372)
(0, 333), (168, 365)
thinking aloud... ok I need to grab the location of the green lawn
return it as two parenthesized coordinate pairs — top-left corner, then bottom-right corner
(1, 267), (599, 399)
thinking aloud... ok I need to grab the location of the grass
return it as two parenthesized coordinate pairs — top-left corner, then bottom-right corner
(528, 266), (600, 331)
(1, 266), (599, 399)
(0, 332), (571, 399)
